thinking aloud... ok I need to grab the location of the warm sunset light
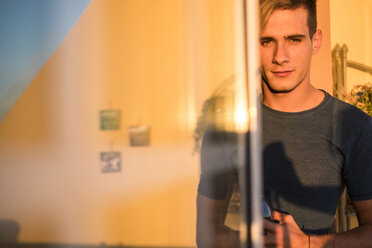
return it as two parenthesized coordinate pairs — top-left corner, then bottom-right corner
(234, 98), (248, 132)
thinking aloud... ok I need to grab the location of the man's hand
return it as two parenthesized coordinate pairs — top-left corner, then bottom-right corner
(263, 199), (372, 248)
(263, 211), (310, 248)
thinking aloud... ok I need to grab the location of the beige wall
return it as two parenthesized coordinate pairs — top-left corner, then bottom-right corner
(0, 0), (239, 246)
(0, 0), (198, 246)
(311, 0), (333, 94)
(330, 0), (372, 91)
(0, 0), (332, 246)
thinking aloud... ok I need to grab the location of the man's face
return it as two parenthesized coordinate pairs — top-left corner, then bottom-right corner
(260, 7), (321, 94)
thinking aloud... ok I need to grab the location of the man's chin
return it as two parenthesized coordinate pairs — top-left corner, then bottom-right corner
(263, 80), (296, 94)
(269, 87), (295, 94)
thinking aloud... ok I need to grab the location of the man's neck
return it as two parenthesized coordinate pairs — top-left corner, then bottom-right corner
(262, 83), (325, 112)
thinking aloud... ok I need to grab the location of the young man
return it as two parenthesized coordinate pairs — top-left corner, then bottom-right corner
(196, 0), (372, 247)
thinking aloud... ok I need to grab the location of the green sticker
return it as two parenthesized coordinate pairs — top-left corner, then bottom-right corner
(100, 109), (121, 130)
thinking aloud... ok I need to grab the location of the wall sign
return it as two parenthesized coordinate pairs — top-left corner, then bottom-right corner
(100, 151), (121, 173)
(100, 109), (121, 130)
(129, 125), (150, 146)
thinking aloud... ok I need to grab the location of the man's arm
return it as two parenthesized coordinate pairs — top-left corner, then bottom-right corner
(196, 194), (240, 248)
(263, 199), (372, 248)
(322, 199), (372, 248)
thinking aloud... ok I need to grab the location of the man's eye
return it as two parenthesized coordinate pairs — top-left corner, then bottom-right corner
(289, 38), (301, 43)
(261, 40), (272, 46)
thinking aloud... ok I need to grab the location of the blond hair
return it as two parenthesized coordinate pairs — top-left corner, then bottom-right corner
(260, 0), (317, 38)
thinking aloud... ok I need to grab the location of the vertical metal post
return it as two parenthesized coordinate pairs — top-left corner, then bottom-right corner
(246, 0), (263, 246)
(332, 44), (341, 97)
(237, 0), (262, 247)
(341, 44), (348, 91)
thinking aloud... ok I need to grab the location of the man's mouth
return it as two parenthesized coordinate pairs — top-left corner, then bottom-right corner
(272, 70), (293, 77)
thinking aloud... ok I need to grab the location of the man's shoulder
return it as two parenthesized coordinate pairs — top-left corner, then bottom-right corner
(322, 94), (372, 153)
(324, 93), (371, 124)
(202, 126), (239, 145)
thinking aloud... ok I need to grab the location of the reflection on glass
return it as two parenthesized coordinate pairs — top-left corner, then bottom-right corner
(262, 199), (273, 221)
(0, 0), (261, 247)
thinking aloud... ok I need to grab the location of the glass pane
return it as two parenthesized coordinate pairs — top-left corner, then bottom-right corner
(0, 0), (261, 247)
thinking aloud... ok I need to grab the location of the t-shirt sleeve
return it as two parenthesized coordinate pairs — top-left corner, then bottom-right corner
(343, 117), (372, 201)
(197, 128), (238, 200)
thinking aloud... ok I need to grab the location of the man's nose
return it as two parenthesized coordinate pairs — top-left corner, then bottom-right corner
(272, 42), (289, 65)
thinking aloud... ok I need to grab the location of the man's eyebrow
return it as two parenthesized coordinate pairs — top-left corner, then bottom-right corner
(259, 34), (306, 40)
(285, 34), (306, 39)
(260, 36), (274, 40)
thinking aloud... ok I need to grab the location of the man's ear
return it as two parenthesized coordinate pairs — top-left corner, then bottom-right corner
(312, 29), (322, 55)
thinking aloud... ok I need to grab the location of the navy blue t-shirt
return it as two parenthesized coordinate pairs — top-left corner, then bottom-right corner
(198, 92), (372, 234)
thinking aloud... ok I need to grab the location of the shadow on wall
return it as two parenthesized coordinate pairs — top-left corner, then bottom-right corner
(0, 219), (20, 243)
(0, 219), (191, 248)
(0, 217), (192, 248)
